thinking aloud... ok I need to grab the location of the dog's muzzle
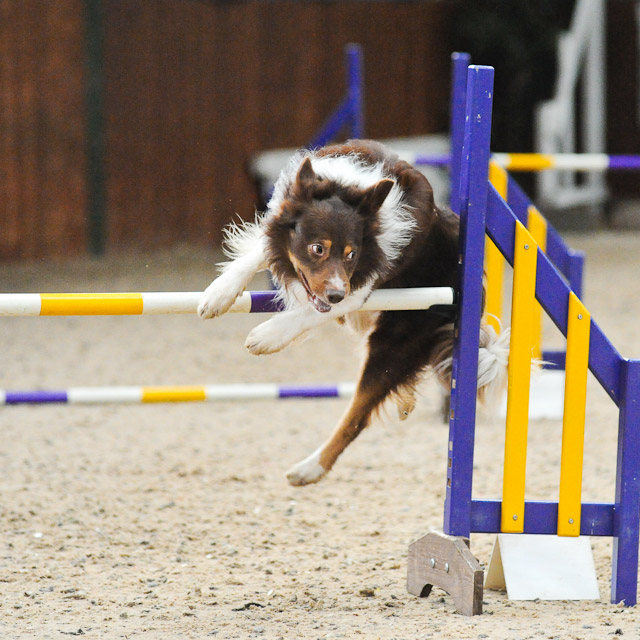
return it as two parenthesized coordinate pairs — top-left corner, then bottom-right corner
(298, 270), (332, 313)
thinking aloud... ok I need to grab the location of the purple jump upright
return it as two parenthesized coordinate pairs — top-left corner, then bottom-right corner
(308, 44), (364, 149)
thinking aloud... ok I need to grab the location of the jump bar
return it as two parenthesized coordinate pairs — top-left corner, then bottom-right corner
(0, 287), (455, 317)
(407, 152), (640, 172)
(0, 383), (357, 405)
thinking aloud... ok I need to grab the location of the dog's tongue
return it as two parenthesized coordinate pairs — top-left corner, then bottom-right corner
(312, 296), (332, 313)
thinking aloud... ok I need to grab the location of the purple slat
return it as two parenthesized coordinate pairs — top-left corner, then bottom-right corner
(5, 391), (68, 404)
(470, 499), (615, 536)
(249, 291), (284, 313)
(278, 385), (340, 399)
(608, 155), (640, 170)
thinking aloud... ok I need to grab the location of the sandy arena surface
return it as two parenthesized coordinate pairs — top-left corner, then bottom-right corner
(1, 231), (640, 639)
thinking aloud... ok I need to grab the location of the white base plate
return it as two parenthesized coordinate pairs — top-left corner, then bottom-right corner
(485, 534), (600, 601)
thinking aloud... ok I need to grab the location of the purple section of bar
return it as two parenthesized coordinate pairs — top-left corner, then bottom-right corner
(249, 291), (284, 313)
(608, 155), (640, 170)
(413, 154), (452, 167)
(5, 391), (68, 404)
(278, 385), (340, 399)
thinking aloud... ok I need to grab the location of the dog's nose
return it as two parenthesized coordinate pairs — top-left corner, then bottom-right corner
(326, 289), (345, 304)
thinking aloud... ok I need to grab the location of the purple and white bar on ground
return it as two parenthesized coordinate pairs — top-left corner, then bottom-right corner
(0, 287), (455, 317)
(0, 382), (357, 405)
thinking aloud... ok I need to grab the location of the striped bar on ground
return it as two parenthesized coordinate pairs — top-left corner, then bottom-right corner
(1, 383), (357, 405)
(0, 287), (454, 317)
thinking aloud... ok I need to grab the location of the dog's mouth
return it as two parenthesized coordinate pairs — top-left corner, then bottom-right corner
(298, 270), (332, 313)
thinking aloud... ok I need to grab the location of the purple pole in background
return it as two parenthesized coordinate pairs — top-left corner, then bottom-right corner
(449, 52), (471, 216)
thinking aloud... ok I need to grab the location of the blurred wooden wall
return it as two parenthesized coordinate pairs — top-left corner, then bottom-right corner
(0, 0), (455, 261)
(0, 1), (87, 261)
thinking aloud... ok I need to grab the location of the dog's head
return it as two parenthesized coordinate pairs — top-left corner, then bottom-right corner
(270, 157), (393, 313)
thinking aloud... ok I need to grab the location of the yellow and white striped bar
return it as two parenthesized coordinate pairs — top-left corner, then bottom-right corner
(502, 221), (538, 533)
(557, 293), (591, 536)
(492, 153), (610, 172)
(486, 161), (508, 333)
(0, 287), (455, 317)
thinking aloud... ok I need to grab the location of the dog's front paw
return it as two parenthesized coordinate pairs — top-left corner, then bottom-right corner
(198, 279), (241, 319)
(244, 320), (288, 355)
(286, 450), (327, 486)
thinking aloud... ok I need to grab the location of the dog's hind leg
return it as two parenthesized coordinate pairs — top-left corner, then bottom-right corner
(285, 379), (384, 486)
(285, 309), (455, 486)
(286, 334), (413, 486)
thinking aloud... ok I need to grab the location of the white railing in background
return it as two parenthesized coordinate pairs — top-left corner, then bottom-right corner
(535, 0), (607, 211)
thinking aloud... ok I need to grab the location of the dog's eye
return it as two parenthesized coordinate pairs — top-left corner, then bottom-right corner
(345, 250), (357, 261)
(310, 244), (324, 256)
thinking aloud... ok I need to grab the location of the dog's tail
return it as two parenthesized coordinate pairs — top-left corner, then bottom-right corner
(432, 322), (510, 408)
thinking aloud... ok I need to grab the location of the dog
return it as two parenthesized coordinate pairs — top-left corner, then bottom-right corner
(198, 139), (508, 486)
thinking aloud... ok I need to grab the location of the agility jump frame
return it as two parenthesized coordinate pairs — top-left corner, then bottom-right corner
(407, 61), (640, 615)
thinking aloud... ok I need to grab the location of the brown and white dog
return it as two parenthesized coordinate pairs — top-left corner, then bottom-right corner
(198, 140), (508, 486)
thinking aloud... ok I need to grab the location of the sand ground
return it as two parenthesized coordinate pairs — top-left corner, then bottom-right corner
(1, 231), (640, 639)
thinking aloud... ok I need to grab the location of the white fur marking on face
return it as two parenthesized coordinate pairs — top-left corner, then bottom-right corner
(327, 274), (346, 291)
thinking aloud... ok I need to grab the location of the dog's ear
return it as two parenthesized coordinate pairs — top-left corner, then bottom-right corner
(296, 157), (316, 186)
(358, 179), (394, 216)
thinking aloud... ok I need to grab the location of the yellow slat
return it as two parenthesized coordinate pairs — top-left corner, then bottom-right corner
(142, 386), (207, 403)
(40, 293), (144, 316)
(502, 222), (538, 533)
(527, 206), (548, 361)
(557, 293), (591, 536)
(486, 162), (508, 332)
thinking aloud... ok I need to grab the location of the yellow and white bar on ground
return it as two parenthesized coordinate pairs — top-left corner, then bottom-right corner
(491, 153), (610, 172)
(557, 293), (591, 536)
(0, 287), (455, 317)
(501, 221), (538, 533)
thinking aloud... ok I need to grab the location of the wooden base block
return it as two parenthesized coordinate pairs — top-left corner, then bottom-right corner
(407, 528), (484, 616)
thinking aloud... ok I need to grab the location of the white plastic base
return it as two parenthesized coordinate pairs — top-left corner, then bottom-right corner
(485, 534), (600, 601)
